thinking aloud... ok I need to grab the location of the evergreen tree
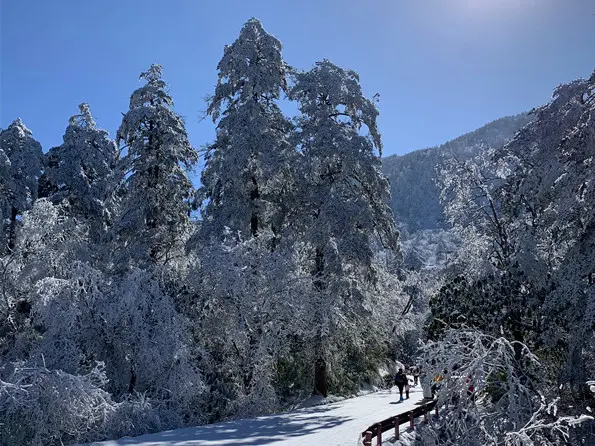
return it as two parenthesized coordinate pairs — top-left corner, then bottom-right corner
(290, 60), (399, 396)
(41, 103), (118, 241)
(192, 19), (298, 415)
(115, 64), (198, 266)
(0, 119), (43, 253)
(198, 18), (294, 242)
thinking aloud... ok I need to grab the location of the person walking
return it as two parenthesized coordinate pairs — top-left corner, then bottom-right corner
(431, 370), (446, 398)
(412, 366), (420, 386)
(394, 369), (408, 402)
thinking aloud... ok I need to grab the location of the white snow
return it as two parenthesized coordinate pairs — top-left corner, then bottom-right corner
(84, 385), (426, 446)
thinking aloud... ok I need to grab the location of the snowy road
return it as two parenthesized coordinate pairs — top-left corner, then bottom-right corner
(88, 386), (425, 446)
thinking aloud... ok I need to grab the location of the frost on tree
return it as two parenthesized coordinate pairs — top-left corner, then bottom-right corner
(41, 103), (118, 242)
(115, 64), (198, 265)
(434, 136), (546, 352)
(198, 18), (294, 242)
(189, 19), (301, 417)
(290, 60), (399, 397)
(191, 232), (304, 419)
(0, 198), (206, 444)
(418, 329), (592, 446)
(432, 69), (595, 440)
(499, 71), (595, 397)
(31, 265), (205, 413)
(0, 119), (43, 253)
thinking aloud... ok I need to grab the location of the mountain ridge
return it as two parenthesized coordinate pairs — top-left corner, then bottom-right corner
(382, 113), (533, 232)
(382, 113), (533, 270)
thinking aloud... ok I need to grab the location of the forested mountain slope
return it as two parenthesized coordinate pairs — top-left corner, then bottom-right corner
(381, 114), (532, 271)
(382, 113), (532, 232)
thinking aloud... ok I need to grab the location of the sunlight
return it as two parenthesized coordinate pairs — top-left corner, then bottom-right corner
(460, 0), (534, 16)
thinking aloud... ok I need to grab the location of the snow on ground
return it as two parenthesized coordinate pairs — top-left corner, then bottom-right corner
(85, 385), (426, 446)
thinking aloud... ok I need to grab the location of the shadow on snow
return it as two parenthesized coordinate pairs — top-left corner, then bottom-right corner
(107, 404), (353, 446)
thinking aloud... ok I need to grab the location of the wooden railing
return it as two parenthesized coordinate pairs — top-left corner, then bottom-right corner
(361, 399), (438, 446)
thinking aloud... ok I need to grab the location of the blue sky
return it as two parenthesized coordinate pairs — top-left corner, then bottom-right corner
(1, 0), (594, 160)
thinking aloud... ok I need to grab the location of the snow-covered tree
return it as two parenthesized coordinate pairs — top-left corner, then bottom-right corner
(30, 264), (205, 415)
(434, 141), (547, 353)
(0, 360), (179, 446)
(198, 18), (294, 242)
(418, 329), (592, 446)
(499, 71), (595, 398)
(0, 119), (43, 253)
(0, 199), (83, 367)
(190, 19), (303, 415)
(115, 64), (198, 266)
(431, 69), (595, 442)
(438, 147), (514, 273)
(41, 103), (118, 242)
(0, 197), (206, 444)
(190, 230), (304, 419)
(1, 362), (116, 446)
(289, 60), (399, 396)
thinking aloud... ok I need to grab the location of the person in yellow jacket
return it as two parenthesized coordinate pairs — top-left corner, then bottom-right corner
(431, 370), (446, 397)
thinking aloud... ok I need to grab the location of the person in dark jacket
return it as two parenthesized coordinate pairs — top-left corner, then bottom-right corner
(412, 366), (420, 386)
(394, 369), (407, 402)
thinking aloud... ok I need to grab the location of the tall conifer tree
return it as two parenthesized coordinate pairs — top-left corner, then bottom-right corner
(116, 64), (198, 265)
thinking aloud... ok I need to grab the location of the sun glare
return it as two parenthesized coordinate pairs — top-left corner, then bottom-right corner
(462, 0), (533, 15)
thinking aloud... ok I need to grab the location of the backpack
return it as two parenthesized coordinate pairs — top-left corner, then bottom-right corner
(395, 373), (407, 386)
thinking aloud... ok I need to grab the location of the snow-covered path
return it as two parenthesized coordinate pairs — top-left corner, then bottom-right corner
(88, 386), (425, 446)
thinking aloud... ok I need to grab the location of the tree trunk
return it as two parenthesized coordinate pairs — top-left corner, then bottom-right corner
(314, 353), (328, 397)
(313, 247), (325, 291)
(312, 246), (328, 396)
(7, 206), (18, 253)
(250, 176), (259, 237)
(128, 365), (137, 394)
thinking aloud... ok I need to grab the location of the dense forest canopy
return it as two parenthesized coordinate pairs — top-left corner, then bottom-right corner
(1, 17), (594, 446)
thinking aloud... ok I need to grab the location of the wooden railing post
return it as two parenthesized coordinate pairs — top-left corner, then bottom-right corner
(362, 402), (443, 441)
